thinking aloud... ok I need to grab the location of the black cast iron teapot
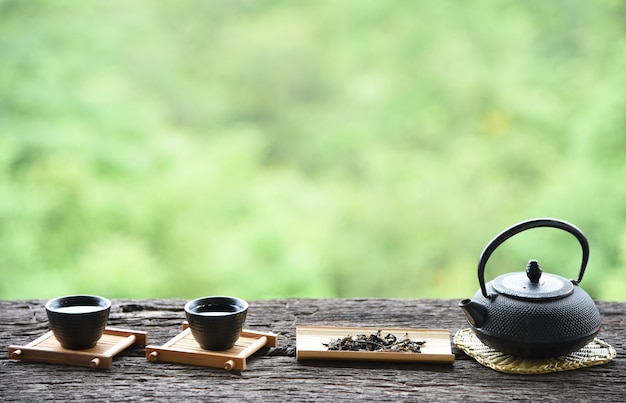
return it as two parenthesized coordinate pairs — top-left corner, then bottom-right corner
(459, 218), (601, 359)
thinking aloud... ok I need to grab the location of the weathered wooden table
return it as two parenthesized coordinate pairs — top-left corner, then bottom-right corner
(1, 299), (624, 402)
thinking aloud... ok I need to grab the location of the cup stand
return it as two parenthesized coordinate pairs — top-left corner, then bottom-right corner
(145, 322), (278, 371)
(7, 327), (148, 369)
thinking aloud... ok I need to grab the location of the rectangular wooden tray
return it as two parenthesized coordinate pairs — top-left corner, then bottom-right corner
(7, 327), (148, 369)
(296, 326), (455, 364)
(145, 322), (278, 371)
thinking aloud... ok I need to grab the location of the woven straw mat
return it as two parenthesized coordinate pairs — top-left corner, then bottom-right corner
(454, 328), (616, 374)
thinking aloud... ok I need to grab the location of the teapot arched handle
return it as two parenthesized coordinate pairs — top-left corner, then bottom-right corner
(478, 218), (590, 299)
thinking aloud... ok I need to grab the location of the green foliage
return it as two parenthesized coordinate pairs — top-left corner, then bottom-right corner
(1, 0), (625, 301)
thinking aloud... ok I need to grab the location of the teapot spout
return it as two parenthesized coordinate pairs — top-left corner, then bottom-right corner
(459, 299), (488, 328)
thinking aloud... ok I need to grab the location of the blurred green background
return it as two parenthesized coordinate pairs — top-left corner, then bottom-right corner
(1, 0), (625, 301)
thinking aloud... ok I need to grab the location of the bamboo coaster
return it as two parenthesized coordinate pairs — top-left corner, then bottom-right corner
(454, 328), (616, 374)
(145, 322), (278, 371)
(7, 327), (148, 369)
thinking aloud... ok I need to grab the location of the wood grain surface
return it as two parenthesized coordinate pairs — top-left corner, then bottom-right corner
(1, 298), (624, 402)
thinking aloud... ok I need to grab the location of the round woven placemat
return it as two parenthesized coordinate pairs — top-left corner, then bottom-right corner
(454, 328), (616, 374)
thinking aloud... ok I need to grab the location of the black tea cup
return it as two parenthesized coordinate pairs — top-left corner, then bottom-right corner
(184, 296), (248, 350)
(45, 295), (111, 350)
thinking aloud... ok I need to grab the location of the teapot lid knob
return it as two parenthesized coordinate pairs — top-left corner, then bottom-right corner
(526, 260), (542, 283)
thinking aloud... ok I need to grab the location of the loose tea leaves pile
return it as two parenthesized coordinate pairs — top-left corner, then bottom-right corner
(323, 330), (426, 353)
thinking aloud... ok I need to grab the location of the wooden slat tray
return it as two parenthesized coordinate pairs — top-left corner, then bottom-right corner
(7, 327), (148, 369)
(296, 326), (455, 364)
(145, 322), (278, 371)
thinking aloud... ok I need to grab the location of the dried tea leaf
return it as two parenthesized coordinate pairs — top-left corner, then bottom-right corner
(323, 330), (426, 353)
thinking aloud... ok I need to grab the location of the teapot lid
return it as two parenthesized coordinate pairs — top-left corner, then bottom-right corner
(492, 260), (574, 300)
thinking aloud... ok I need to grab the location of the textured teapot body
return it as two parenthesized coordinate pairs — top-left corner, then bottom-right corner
(460, 218), (602, 359)
(461, 273), (601, 358)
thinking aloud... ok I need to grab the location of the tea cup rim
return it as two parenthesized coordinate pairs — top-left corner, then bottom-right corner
(184, 296), (248, 316)
(45, 294), (112, 313)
